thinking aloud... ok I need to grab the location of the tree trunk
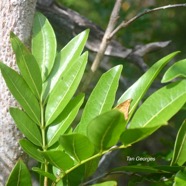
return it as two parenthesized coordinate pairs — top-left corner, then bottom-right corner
(0, 1), (37, 185)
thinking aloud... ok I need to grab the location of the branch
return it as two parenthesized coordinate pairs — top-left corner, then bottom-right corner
(37, 0), (54, 6)
(37, 2), (172, 89)
(110, 3), (186, 38)
(81, 0), (122, 91)
(90, 0), (122, 73)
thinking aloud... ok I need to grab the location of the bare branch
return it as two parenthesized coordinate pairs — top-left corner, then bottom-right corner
(110, 3), (186, 38)
(132, 41), (171, 57)
(90, 0), (122, 73)
(81, 0), (122, 91)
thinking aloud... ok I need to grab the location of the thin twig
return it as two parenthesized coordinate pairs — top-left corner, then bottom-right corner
(91, 0), (122, 72)
(110, 3), (186, 39)
(81, 0), (122, 92)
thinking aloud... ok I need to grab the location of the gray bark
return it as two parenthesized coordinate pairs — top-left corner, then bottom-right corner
(0, 0), (37, 185)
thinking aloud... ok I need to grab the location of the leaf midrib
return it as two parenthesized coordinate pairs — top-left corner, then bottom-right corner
(3, 69), (39, 124)
(47, 60), (84, 125)
(136, 91), (186, 128)
(16, 39), (40, 97)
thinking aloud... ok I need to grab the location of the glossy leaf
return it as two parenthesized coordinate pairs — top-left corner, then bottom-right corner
(0, 62), (40, 124)
(171, 120), (186, 166)
(77, 65), (122, 134)
(174, 169), (186, 186)
(45, 52), (88, 126)
(162, 59), (186, 83)
(10, 32), (42, 98)
(42, 150), (74, 171)
(43, 29), (89, 100)
(19, 139), (44, 163)
(92, 181), (117, 186)
(59, 133), (95, 162)
(10, 108), (42, 146)
(32, 167), (56, 181)
(6, 159), (32, 186)
(118, 51), (179, 119)
(129, 80), (186, 128)
(120, 126), (160, 146)
(87, 110), (126, 151)
(47, 94), (84, 147)
(32, 12), (57, 81)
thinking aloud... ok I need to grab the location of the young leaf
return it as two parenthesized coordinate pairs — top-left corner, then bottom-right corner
(120, 126), (160, 146)
(129, 80), (186, 129)
(47, 94), (84, 147)
(92, 181), (117, 186)
(0, 62), (40, 124)
(42, 150), (74, 171)
(171, 120), (186, 166)
(42, 29), (89, 100)
(6, 159), (32, 186)
(59, 133), (95, 162)
(45, 52), (88, 126)
(87, 110), (126, 152)
(174, 169), (186, 186)
(162, 59), (186, 83)
(10, 108), (42, 146)
(10, 32), (42, 98)
(19, 139), (44, 163)
(32, 167), (56, 181)
(76, 65), (122, 134)
(118, 51), (179, 119)
(32, 12), (57, 81)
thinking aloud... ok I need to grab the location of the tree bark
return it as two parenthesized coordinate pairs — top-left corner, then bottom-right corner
(0, 1), (37, 185)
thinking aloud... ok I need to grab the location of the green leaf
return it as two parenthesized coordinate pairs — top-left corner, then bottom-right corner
(110, 166), (183, 179)
(171, 120), (186, 166)
(92, 181), (117, 186)
(10, 32), (42, 98)
(10, 108), (42, 146)
(47, 94), (84, 147)
(120, 126), (160, 146)
(0, 62), (40, 124)
(32, 167), (56, 181)
(6, 159), (32, 186)
(59, 133), (95, 162)
(43, 29), (89, 101)
(32, 12), (57, 81)
(76, 65), (122, 134)
(111, 165), (160, 174)
(87, 110), (126, 151)
(19, 139), (44, 163)
(129, 80), (186, 128)
(42, 150), (74, 171)
(174, 169), (186, 186)
(162, 59), (186, 83)
(45, 52), (88, 126)
(118, 51), (179, 119)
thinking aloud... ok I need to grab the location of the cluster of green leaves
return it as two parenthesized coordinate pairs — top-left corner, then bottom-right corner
(1, 12), (186, 186)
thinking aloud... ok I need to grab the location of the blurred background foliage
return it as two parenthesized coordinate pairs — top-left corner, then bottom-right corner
(57, 0), (186, 55)
(55, 0), (186, 93)
(48, 1), (186, 185)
